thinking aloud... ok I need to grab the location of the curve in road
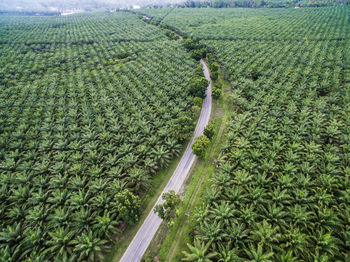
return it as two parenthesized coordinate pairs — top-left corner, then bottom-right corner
(119, 59), (212, 262)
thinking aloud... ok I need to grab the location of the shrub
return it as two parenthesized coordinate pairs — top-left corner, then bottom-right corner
(212, 88), (222, 99)
(204, 122), (215, 140)
(191, 135), (210, 158)
(193, 97), (203, 107)
(190, 77), (208, 98)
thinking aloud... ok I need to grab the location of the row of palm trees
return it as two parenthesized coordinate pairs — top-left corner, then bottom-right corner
(0, 11), (200, 261)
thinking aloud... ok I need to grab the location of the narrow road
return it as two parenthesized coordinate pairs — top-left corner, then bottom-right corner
(119, 59), (212, 262)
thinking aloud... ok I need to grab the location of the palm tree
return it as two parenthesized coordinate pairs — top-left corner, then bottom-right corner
(287, 204), (311, 229)
(196, 220), (225, 246)
(213, 172), (232, 188)
(0, 223), (23, 260)
(244, 243), (274, 262)
(72, 207), (95, 233)
(282, 227), (309, 258)
(226, 221), (248, 245)
(269, 186), (291, 206)
(182, 239), (218, 262)
(150, 145), (172, 168)
(239, 204), (258, 225)
(312, 230), (339, 257)
(209, 201), (236, 226)
(45, 227), (74, 261)
(48, 207), (70, 229)
(165, 137), (182, 157)
(26, 205), (47, 227)
(313, 207), (342, 234)
(93, 211), (121, 240)
(21, 227), (45, 260)
(193, 204), (210, 225)
(71, 231), (108, 262)
(217, 242), (240, 262)
(249, 220), (281, 249)
(274, 250), (298, 262)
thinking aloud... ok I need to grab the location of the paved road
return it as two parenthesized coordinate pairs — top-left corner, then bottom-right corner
(119, 59), (212, 262)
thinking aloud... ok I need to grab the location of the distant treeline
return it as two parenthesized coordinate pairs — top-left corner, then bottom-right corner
(177, 0), (349, 8)
(0, 11), (61, 16)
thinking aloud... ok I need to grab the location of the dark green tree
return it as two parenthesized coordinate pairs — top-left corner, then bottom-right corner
(190, 77), (208, 98)
(191, 135), (210, 158)
(204, 122), (215, 140)
(194, 97), (203, 107)
(154, 190), (181, 227)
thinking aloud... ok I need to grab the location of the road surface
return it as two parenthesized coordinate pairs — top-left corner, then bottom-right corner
(119, 59), (212, 262)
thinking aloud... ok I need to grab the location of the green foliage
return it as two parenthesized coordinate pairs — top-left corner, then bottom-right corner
(154, 190), (181, 227)
(183, 39), (197, 50)
(210, 62), (219, 73)
(203, 122), (215, 140)
(191, 135), (210, 158)
(194, 63), (205, 77)
(193, 97), (203, 107)
(191, 48), (207, 60)
(115, 190), (141, 225)
(0, 12), (198, 261)
(189, 77), (209, 98)
(145, 5), (350, 262)
(182, 239), (217, 261)
(210, 70), (218, 81)
(170, 113), (196, 142)
(165, 29), (180, 40)
(212, 88), (222, 99)
(179, 0), (347, 8)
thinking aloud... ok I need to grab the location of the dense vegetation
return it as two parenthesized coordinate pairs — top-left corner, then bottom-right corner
(141, 6), (350, 261)
(142, 6), (349, 41)
(0, 12), (199, 261)
(179, 0), (349, 8)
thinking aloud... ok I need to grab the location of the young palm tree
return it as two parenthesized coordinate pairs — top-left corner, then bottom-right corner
(282, 227), (309, 258)
(209, 201), (236, 226)
(45, 227), (74, 261)
(244, 243), (274, 262)
(150, 145), (172, 168)
(217, 242), (240, 262)
(71, 231), (108, 262)
(0, 223), (23, 260)
(249, 220), (281, 249)
(312, 230), (340, 257)
(93, 211), (121, 240)
(182, 239), (218, 262)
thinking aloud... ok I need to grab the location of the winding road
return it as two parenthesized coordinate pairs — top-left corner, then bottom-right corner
(119, 59), (212, 262)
